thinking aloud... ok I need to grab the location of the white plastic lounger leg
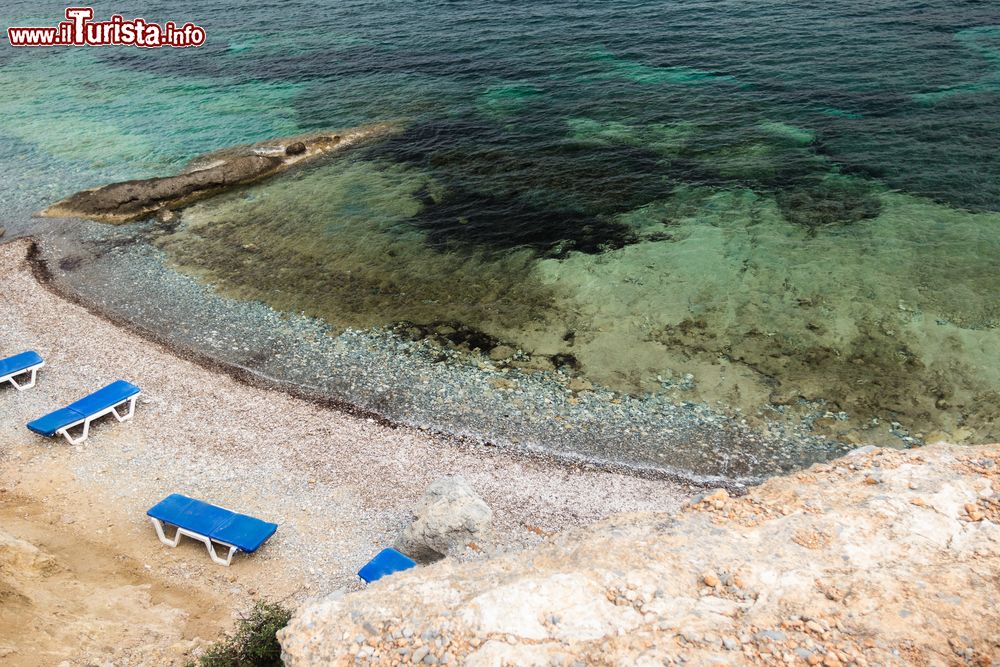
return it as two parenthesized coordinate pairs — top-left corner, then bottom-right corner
(150, 518), (239, 566)
(205, 541), (239, 567)
(7, 366), (41, 391)
(110, 395), (139, 422)
(56, 394), (140, 445)
(57, 418), (91, 446)
(150, 517), (183, 547)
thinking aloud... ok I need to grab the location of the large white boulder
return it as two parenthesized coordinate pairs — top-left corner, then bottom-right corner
(396, 476), (493, 562)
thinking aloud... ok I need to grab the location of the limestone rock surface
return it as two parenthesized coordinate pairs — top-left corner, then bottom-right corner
(395, 476), (493, 563)
(279, 444), (1000, 666)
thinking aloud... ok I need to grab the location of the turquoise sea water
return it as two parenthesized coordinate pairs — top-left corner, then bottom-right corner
(2, 1), (999, 448)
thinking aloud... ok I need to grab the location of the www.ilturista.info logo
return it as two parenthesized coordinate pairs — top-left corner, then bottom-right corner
(7, 8), (206, 48)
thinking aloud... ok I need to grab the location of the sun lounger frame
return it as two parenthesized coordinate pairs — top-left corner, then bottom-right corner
(146, 494), (277, 567)
(1, 359), (44, 391)
(56, 393), (139, 445)
(149, 516), (240, 566)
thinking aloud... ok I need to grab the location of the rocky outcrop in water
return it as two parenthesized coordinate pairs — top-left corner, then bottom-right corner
(42, 154), (284, 223)
(278, 443), (1000, 665)
(38, 125), (397, 223)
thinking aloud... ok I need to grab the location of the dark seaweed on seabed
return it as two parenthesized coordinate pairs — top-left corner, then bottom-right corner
(363, 111), (888, 261)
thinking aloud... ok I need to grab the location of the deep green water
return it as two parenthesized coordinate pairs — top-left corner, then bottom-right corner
(2, 1), (998, 443)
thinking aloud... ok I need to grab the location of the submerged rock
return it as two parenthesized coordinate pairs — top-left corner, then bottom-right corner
(280, 443), (1000, 665)
(488, 344), (515, 361)
(155, 208), (179, 225)
(776, 176), (882, 228)
(395, 476), (492, 563)
(38, 124), (397, 224)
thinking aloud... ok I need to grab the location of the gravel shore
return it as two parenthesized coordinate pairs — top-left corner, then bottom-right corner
(29, 220), (853, 486)
(0, 238), (693, 601)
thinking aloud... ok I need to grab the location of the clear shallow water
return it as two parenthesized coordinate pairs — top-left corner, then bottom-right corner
(2, 1), (999, 451)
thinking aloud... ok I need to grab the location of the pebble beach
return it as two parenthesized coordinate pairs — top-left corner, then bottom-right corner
(0, 237), (695, 663)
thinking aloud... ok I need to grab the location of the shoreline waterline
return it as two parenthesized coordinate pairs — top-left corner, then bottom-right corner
(22, 236), (722, 489)
(19, 231), (856, 486)
(3, 0), (996, 461)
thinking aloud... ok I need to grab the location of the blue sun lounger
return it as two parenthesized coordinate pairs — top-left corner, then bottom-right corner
(1, 351), (44, 390)
(358, 548), (416, 584)
(27, 380), (140, 445)
(147, 494), (278, 566)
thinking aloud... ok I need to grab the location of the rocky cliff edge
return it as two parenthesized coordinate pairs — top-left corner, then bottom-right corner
(278, 444), (1000, 666)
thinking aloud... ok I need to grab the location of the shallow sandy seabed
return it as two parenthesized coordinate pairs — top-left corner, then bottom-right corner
(533, 188), (1000, 441)
(156, 162), (1000, 444)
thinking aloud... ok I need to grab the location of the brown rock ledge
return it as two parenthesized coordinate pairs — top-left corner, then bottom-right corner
(36, 124), (398, 223)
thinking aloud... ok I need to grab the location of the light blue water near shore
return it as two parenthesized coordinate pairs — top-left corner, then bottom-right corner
(2, 1), (999, 450)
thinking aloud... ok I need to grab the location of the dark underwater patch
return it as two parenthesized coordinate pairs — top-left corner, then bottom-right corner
(775, 177), (882, 229)
(817, 97), (1000, 213)
(404, 185), (638, 258)
(365, 118), (674, 257)
(391, 320), (501, 352)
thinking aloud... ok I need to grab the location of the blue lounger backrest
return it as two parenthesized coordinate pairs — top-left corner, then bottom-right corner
(0, 351), (43, 378)
(27, 380), (140, 437)
(358, 548), (416, 583)
(147, 494), (278, 553)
